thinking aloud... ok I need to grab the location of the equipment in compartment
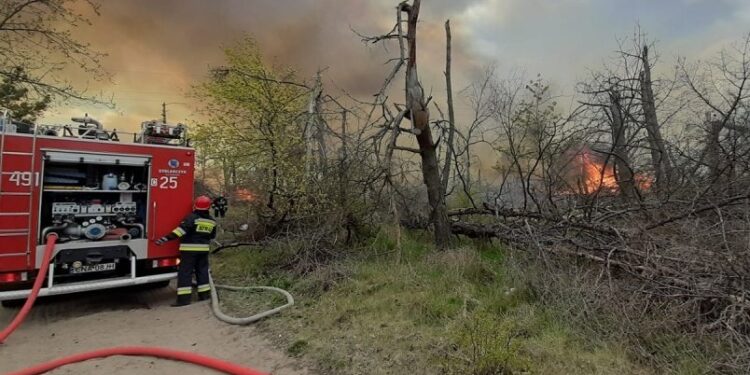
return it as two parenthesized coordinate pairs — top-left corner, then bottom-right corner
(102, 173), (118, 190)
(116, 172), (132, 190)
(44, 165), (146, 192)
(43, 199), (144, 242)
(51, 201), (137, 216)
(44, 166), (88, 187)
(50, 202), (80, 215)
(40, 158), (150, 244)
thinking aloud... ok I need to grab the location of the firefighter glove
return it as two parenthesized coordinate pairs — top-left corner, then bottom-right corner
(155, 236), (169, 245)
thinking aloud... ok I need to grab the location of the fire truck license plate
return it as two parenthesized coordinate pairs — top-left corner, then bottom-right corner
(69, 263), (116, 274)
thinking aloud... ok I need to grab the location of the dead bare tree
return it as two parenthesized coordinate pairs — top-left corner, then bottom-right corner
(482, 73), (586, 213)
(576, 32), (679, 205)
(304, 70), (327, 178)
(435, 66), (498, 210)
(704, 112), (725, 182)
(356, 0), (452, 247)
(639, 45), (673, 194)
(400, 0), (451, 248)
(578, 73), (643, 205)
(679, 33), (750, 191)
(608, 90), (639, 200)
(441, 19), (457, 205)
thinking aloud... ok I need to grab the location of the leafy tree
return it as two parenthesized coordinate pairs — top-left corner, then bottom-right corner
(0, 67), (50, 122)
(0, 0), (107, 105)
(192, 37), (309, 227)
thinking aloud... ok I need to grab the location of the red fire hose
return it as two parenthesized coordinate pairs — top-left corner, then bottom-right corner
(1, 234), (268, 375)
(5, 347), (266, 375)
(0, 234), (58, 343)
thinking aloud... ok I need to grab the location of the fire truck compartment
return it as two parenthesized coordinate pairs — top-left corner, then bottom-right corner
(33, 150), (154, 285)
(39, 151), (150, 246)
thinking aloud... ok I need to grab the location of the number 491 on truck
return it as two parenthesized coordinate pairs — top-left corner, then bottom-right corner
(0, 111), (195, 306)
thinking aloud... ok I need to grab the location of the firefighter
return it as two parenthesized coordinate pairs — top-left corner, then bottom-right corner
(155, 195), (217, 307)
(212, 195), (228, 218)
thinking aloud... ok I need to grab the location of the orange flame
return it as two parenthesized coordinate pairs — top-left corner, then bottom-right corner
(635, 174), (653, 192)
(574, 152), (653, 195)
(578, 152), (618, 194)
(234, 188), (256, 202)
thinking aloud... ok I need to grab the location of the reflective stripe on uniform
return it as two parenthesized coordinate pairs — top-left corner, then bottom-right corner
(172, 227), (187, 237)
(177, 287), (192, 295)
(197, 284), (211, 293)
(194, 218), (216, 234)
(179, 243), (210, 251)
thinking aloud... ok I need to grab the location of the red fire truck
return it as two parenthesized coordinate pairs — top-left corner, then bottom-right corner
(0, 111), (194, 305)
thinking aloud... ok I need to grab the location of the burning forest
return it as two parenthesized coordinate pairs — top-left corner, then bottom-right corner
(561, 146), (653, 196)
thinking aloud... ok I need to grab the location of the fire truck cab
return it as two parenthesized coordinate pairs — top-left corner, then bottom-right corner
(0, 111), (194, 304)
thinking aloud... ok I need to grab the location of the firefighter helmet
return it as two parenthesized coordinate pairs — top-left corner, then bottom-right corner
(194, 195), (211, 211)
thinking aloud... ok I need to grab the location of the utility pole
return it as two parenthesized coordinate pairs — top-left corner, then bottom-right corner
(161, 102), (167, 123)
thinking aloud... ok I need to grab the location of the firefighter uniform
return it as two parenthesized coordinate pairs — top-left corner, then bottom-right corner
(156, 197), (217, 306)
(172, 212), (217, 303)
(212, 196), (228, 218)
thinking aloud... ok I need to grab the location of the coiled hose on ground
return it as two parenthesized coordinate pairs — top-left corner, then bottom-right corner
(210, 277), (294, 325)
(1, 235), (295, 374)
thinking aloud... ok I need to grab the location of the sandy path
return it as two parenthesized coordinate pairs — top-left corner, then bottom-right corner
(0, 283), (309, 374)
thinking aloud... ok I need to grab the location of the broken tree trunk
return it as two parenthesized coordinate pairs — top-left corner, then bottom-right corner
(305, 71), (326, 178)
(609, 90), (639, 201)
(704, 112), (724, 182)
(400, 0), (451, 248)
(639, 45), (672, 194)
(441, 19), (457, 204)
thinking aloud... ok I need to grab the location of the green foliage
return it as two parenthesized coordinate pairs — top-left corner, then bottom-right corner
(192, 37), (308, 219)
(0, 1), (108, 104)
(192, 37), (377, 241)
(0, 67), (50, 122)
(211, 243), (296, 284)
(447, 311), (534, 374)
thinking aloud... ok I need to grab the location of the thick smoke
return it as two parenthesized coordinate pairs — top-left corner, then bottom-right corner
(46, 0), (485, 129)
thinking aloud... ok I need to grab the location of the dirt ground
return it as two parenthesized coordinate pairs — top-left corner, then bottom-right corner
(0, 282), (310, 374)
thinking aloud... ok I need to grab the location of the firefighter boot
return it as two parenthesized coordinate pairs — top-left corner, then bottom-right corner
(171, 294), (191, 307)
(198, 291), (211, 301)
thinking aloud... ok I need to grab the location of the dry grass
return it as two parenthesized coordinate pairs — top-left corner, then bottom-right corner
(213, 229), (656, 374)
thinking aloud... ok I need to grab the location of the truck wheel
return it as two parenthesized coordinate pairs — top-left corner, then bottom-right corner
(1, 299), (24, 308)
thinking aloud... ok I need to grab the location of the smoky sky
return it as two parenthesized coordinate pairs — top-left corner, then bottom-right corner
(42, 0), (750, 134)
(43, 0), (484, 130)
